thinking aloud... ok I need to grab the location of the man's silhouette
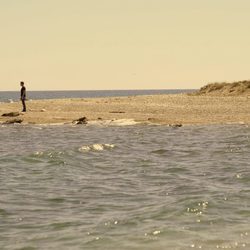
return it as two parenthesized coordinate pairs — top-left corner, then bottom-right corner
(20, 81), (26, 112)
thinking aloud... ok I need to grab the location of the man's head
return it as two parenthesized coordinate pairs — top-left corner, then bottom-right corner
(20, 81), (24, 87)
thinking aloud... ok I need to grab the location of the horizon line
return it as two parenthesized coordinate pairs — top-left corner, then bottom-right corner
(0, 88), (197, 92)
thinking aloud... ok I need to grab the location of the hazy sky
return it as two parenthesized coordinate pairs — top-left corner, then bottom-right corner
(1, 0), (250, 90)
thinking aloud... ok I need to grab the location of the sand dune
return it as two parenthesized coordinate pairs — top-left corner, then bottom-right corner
(193, 80), (250, 96)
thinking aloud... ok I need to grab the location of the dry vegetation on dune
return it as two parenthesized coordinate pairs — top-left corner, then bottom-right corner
(193, 80), (250, 96)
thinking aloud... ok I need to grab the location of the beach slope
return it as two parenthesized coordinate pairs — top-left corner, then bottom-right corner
(1, 90), (250, 125)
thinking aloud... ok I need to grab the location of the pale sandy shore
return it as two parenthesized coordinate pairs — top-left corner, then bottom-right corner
(1, 94), (250, 125)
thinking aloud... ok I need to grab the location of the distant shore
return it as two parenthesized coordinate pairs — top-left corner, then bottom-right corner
(1, 93), (250, 125)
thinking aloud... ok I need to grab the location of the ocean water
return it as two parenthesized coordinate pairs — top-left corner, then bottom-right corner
(0, 123), (249, 250)
(0, 89), (193, 103)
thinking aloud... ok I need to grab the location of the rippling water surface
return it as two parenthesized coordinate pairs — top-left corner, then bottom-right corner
(0, 89), (193, 103)
(0, 124), (249, 250)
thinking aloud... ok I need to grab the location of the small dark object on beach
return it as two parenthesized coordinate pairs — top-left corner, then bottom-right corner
(73, 117), (88, 125)
(2, 112), (20, 117)
(3, 118), (23, 124)
(170, 124), (182, 128)
(109, 111), (125, 114)
(98, 117), (102, 120)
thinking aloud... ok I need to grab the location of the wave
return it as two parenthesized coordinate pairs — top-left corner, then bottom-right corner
(78, 144), (115, 152)
(88, 119), (139, 126)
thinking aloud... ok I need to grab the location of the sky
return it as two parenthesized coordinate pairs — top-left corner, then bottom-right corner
(0, 0), (250, 91)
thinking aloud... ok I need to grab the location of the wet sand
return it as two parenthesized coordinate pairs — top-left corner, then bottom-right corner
(1, 94), (250, 125)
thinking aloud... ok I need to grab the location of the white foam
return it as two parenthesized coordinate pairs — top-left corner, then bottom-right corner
(8, 99), (14, 103)
(104, 144), (115, 148)
(88, 119), (139, 126)
(79, 143), (115, 152)
(79, 146), (91, 152)
(38, 123), (66, 126)
(34, 151), (44, 156)
(92, 144), (104, 151)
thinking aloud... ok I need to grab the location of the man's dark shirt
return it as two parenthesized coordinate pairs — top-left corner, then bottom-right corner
(21, 86), (26, 100)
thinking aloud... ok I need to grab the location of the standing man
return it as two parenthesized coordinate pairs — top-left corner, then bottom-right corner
(20, 81), (26, 112)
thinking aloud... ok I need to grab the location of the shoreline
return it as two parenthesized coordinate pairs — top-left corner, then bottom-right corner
(1, 94), (250, 126)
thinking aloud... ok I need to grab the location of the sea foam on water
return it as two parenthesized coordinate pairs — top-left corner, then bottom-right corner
(79, 143), (115, 152)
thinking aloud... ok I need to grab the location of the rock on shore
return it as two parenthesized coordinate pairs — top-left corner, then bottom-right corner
(2, 112), (20, 117)
(3, 118), (23, 124)
(73, 117), (88, 125)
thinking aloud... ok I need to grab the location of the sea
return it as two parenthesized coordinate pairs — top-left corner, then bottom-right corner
(0, 90), (249, 250)
(0, 89), (192, 103)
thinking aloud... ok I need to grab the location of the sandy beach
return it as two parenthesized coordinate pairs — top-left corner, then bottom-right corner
(1, 93), (250, 125)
